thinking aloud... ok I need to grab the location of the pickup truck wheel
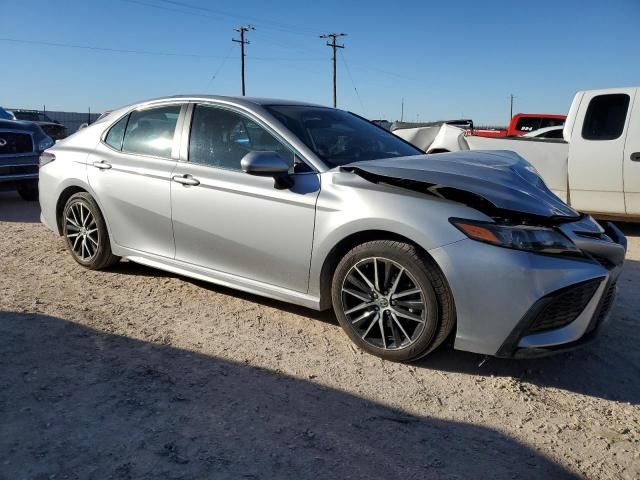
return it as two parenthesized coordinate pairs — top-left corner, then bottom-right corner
(17, 183), (38, 201)
(62, 192), (120, 270)
(332, 240), (455, 362)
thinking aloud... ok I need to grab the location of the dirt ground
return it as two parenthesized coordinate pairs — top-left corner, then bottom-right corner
(1, 190), (639, 480)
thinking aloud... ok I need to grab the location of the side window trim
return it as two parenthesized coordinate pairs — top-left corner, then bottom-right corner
(182, 102), (317, 174)
(102, 112), (131, 152)
(101, 102), (186, 160)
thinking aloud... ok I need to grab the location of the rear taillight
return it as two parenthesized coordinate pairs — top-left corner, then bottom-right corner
(39, 151), (56, 168)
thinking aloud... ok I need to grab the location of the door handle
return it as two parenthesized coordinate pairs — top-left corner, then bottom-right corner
(631, 152), (640, 162)
(172, 174), (200, 186)
(92, 160), (112, 170)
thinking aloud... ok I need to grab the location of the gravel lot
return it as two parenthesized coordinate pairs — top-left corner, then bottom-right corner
(1, 190), (639, 479)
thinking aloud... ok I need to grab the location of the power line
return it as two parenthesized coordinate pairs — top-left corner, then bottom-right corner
(205, 45), (235, 90)
(155, 0), (319, 35)
(339, 50), (366, 116)
(0, 37), (224, 58)
(233, 25), (255, 96)
(320, 33), (346, 108)
(123, 0), (317, 37)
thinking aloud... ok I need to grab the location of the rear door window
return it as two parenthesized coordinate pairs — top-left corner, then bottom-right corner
(582, 94), (630, 141)
(121, 105), (181, 158)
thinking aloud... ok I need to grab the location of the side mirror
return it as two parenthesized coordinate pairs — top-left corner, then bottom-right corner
(241, 151), (293, 189)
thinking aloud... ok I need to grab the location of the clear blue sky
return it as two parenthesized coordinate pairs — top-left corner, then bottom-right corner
(1, 0), (638, 124)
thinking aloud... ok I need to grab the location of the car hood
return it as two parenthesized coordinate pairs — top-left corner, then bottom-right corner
(341, 150), (580, 221)
(0, 118), (43, 133)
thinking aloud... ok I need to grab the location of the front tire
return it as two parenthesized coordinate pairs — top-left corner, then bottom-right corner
(62, 192), (120, 270)
(332, 240), (455, 362)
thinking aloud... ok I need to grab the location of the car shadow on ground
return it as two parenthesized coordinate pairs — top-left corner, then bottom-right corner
(109, 255), (640, 406)
(0, 191), (40, 223)
(416, 258), (640, 406)
(0, 311), (577, 479)
(108, 260), (339, 326)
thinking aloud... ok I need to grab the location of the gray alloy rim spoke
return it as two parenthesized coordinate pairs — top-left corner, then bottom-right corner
(391, 288), (421, 300)
(389, 267), (405, 296)
(373, 258), (380, 291)
(346, 274), (370, 296)
(86, 234), (99, 247)
(343, 288), (371, 303)
(378, 316), (387, 348)
(345, 301), (375, 315)
(392, 308), (425, 324)
(341, 257), (427, 351)
(354, 266), (375, 291)
(65, 202), (98, 262)
(382, 260), (392, 291)
(351, 309), (375, 325)
(394, 299), (424, 309)
(71, 206), (81, 227)
(72, 234), (82, 251)
(390, 311), (411, 342)
(361, 313), (380, 339)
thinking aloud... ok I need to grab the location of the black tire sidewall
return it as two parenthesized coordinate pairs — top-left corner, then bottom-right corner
(332, 241), (441, 362)
(62, 193), (113, 269)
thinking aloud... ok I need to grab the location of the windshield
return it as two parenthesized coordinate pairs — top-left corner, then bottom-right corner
(14, 111), (42, 121)
(265, 105), (422, 168)
(0, 108), (14, 120)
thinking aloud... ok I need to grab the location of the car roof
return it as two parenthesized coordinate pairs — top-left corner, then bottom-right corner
(130, 95), (329, 109)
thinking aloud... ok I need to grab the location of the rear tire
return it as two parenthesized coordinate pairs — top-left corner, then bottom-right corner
(62, 192), (120, 270)
(331, 240), (455, 362)
(17, 183), (38, 201)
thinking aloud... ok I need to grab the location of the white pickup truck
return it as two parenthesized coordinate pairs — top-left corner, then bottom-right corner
(394, 87), (640, 220)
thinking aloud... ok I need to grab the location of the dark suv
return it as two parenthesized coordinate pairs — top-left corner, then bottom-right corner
(0, 107), (54, 201)
(11, 110), (68, 140)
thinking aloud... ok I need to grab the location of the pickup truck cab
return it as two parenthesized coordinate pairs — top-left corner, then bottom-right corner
(394, 87), (640, 221)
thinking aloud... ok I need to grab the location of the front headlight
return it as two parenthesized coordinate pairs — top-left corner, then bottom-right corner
(450, 218), (581, 255)
(37, 136), (54, 151)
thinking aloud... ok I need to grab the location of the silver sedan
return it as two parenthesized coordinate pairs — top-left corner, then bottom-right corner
(39, 96), (626, 361)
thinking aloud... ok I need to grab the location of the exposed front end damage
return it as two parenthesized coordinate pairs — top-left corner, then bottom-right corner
(342, 150), (579, 223)
(342, 151), (627, 357)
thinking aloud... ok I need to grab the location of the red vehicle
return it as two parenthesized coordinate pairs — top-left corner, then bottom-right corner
(506, 113), (566, 136)
(469, 113), (567, 138)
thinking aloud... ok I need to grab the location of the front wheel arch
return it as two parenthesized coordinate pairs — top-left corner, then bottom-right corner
(318, 230), (452, 311)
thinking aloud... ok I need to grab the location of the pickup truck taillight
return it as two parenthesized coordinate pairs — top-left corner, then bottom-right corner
(39, 151), (56, 168)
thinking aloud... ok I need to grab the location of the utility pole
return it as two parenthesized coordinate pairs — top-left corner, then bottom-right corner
(233, 25), (255, 96)
(509, 93), (516, 120)
(401, 98), (404, 121)
(320, 33), (346, 108)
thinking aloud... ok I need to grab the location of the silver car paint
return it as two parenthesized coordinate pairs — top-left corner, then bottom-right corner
(39, 95), (619, 356)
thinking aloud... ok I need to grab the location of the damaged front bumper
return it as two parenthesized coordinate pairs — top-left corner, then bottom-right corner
(429, 218), (626, 358)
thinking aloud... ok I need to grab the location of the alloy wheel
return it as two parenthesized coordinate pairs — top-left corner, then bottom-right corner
(340, 257), (427, 350)
(65, 202), (99, 262)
